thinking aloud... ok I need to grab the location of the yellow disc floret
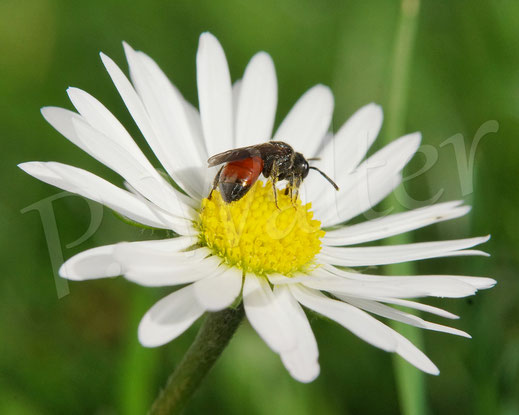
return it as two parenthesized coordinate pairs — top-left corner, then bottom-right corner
(197, 181), (324, 276)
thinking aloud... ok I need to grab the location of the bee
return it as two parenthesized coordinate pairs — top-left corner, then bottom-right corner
(207, 141), (339, 206)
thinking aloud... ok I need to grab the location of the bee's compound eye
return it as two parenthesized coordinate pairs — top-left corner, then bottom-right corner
(294, 153), (309, 179)
(302, 159), (309, 178)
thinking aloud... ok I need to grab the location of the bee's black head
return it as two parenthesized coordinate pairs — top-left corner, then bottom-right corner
(293, 152), (309, 180)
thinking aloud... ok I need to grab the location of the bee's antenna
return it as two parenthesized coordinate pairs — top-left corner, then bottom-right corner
(307, 157), (321, 161)
(309, 166), (339, 190)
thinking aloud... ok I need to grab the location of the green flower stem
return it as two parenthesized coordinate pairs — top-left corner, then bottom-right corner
(383, 0), (425, 415)
(385, 0), (421, 142)
(148, 303), (245, 415)
(119, 288), (161, 415)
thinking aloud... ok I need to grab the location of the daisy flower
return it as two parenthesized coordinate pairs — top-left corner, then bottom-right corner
(19, 32), (494, 383)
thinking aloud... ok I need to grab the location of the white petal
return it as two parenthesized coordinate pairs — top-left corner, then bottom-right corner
(290, 285), (397, 352)
(101, 51), (206, 197)
(58, 237), (198, 282)
(274, 285), (320, 383)
(268, 273), (306, 285)
(243, 274), (296, 353)
(316, 132), (421, 226)
(299, 132), (336, 202)
(135, 48), (210, 187)
(322, 264), (494, 293)
(369, 297), (459, 319)
(339, 131), (421, 191)
(70, 116), (192, 217)
(138, 285), (205, 347)
(272, 266), (492, 300)
(323, 201), (470, 246)
(193, 266), (243, 311)
(196, 32), (234, 156)
(126, 255), (222, 287)
(122, 44), (208, 199)
(66, 87), (151, 168)
(41, 105), (192, 216)
(137, 53), (209, 164)
(271, 271), (428, 298)
(235, 52), (277, 147)
(59, 245), (121, 280)
(100, 52), (156, 144)
(182, 99), (207, 158)
(41, 106), (83, 148)
(318, 236), (490, 267)
(18, 161), (191, 233)
(274, 85), (334, 157)
(113, 243), (220, 287)
(232, 79), (242, 125)
(316, 173), (402, 227)
(290, 285), (439, 374)
(451, 276), (496, 289)
(321, 103), (383, 173)
(307, 103), (383, 202)
(67, 86), (193, 204)
(338, 296), (470, 337)
(391, 329), (439, 375)
(312, 268), (477, 299)
(117, 237), (198, 252)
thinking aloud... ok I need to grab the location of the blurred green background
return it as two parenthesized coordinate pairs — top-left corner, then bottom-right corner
(1, 0), (517, 414)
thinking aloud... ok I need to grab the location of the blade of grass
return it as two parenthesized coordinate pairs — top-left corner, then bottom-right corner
(118, 287), (160, 415)
(382, 0), (426, 414)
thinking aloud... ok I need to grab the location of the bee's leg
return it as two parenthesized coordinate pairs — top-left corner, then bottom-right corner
(287, 175), (295, 206)
(272, 179), (281, 210)
(268, 163), (281, 209)
(291, 176), (302, 207)
(293, 187), (299, 204)
(283, 181), (293, 197)
(290, 187), (299, 208)
(208, 166), (224, 200)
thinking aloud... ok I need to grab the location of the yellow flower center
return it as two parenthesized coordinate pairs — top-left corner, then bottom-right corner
(197, 181), (324, 276)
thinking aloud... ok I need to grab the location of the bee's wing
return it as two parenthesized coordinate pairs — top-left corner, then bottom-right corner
(207, 145), (267, 167)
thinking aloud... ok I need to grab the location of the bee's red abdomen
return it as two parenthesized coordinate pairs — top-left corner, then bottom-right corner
(220, 156), (264, 185)
(219, 156), (264, 202)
